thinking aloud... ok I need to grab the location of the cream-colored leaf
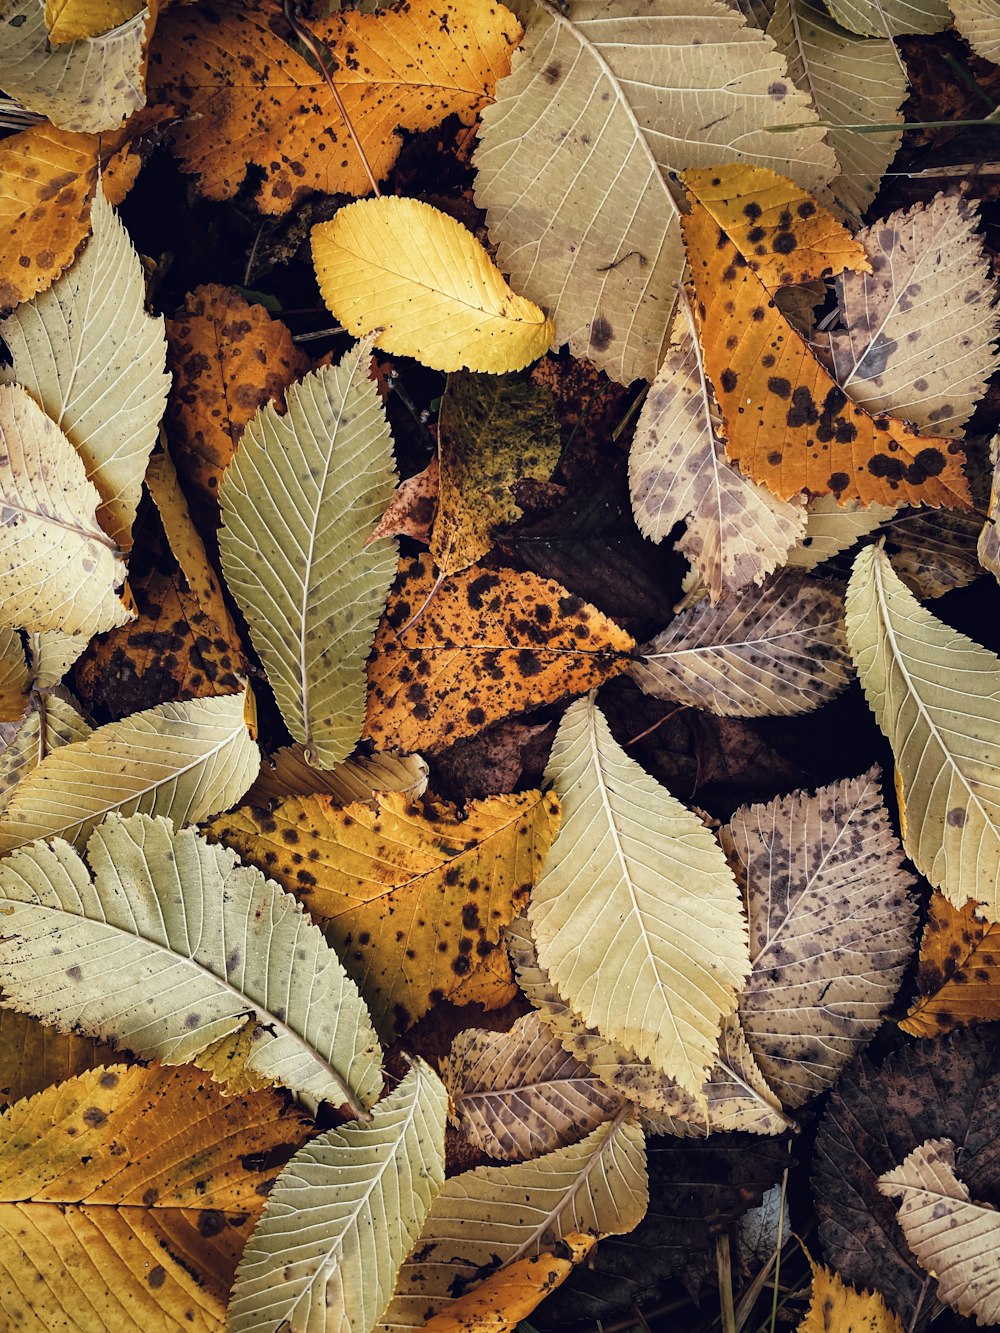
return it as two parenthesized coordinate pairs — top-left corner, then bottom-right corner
(951, 0), (1000, 61)
(0, 812), (383, 1116)
(628, 311), (805, 602)
(630, 572), (851, 718)
(879, 1138), (1000, 1325)
(721, 768), (916, 1108)
(846, 544), (1000, 919)
(219, 340), (398, 769)
(0, 690), (259, 853)
(380, 1111), (647, 1331)
(245, 744), (428, 809)
(979, 435), (1000, 584)
(528, 695), (750, 1093)
(473, 0), (835, 384)
(0, 184), (169, 551)
(0, 693), (92, 819)
(28, 631), (89, 691)
(506, 916), (791, 1136)
(0, 0), (149, 132)
(768, 0), (906, 215)
(229, 1059), (446, 1333)
(824, 0), (949, 33)
(0, 629), (29, 724)
(821, 193), (1000, 438)
(786, 495), (890, 573)
(442, 1013), (624, 1162)
(0, 386), (130, 637)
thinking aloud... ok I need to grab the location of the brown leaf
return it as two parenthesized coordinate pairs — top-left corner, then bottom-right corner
(900, 892), (1000, 1037)
(368, 456), (439, 546)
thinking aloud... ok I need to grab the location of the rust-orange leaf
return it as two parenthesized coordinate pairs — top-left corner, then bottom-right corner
(900, 891), (1000, 1037)
(680, 165), (971, 510)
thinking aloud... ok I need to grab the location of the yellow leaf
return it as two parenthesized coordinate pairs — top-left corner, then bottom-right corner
(245, 743), (429, 809)
(208, 788), (561, 1037)
(449, 943), (518, 1012)
(900, 892), (1000, 1036)
(0, 629), (29, 725)
(45, 0), (144, 43)
(0, 1011), (113, 1110)
(419, 1233), (596, 1333)
(798, 1259), (905, 1332)
(312, 198), (554, 374)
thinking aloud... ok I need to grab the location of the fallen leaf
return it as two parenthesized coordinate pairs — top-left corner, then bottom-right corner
(45, 0), (144, 42)
(0, 182), (170, 550)
(148, 0), (521, 213)
(630, 571), (851, 717)
(721, 768), (917, 1108)
(369, 457), (439, 546)
(529, 694), (750, 1094)
(29, 631), (89, 690)
(0, 1011), (113, 1109)
(473, 0), (835, 383)
(363, 555), (635, 753)
(950, 0), (1000, 61)
(313, 198), (555, 375)
(448, 943), (519, 1012)
(220, 340), (399, 769)
(824, 0), (949, 36)
(0, 812), (383, 1115)
(797, 1260), (905, 1333)
(164, 283), (309, 510)
(680, 165), (971, 509)
(208, 788), (560, 1036)
(0, 689), (259, 853)
(0, 692), (92, 818)
(245, 743), (428, 809)
(0, 385), (131, 637)
(0, 630), (29, 724)
(900, 893), (1000, 1037)
(979, 434), (1000, 582)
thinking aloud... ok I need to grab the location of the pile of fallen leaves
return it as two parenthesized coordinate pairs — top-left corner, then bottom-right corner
(2, 0), (1000, 1328)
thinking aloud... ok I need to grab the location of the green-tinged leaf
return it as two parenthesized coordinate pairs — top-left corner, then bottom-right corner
(0, 813), (383, 1116)
(219, 340), (398, 769)
(528, 694), (750, 1094)
(0, 183), (169, 550)
(380, 1110), (648, 1330)
(0, 691), (259, 854)
(846, 544), (1000, 918)
(229, 1059), (447, 1333)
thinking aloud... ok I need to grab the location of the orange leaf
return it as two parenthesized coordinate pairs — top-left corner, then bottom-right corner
(680, 165), (971, 510)
(449, 942), (519, 1012)
(900, 892), (1000, 1037)
(147, 0), (521, 214)
(363, 555), (635, 753)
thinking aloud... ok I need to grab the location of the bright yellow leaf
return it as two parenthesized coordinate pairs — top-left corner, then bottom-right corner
(45, 0), (144, 43)
(798, 1259), (905, 1332)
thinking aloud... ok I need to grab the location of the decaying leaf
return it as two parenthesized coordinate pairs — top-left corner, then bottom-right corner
(0, 690), (259, 853)
(529, 694), (751, 1094)
(950, 0), (1000, 61)
(820, 193), (1000, 439)
(798, 1260), (905, 1333)
(29, 631), (89, 691)
(164, 283), (309, 509)
(0, 1010), (112, 1109)
(220, 340), (398, 769)
(148, 0), (521, 213)
(628, 310), (806, 603)
(721, 769), (916, 1108)
(363, 555), (635, 753)
(369, 458), (440, 547)
(879, 1138), (1000, 1325)
(312, 199), (555, 375)
(44, 0), (144, 43)
(901, 893), (1000, 1037)
(473, 0), (835, 383)
(0, 385), (131, 637)
(229, 1060), (447, 1333)
(823, 0), (949, 37)
(979, 436), (1000, 583)
(432, 372), (561, 576)
(208, 788), (560, 1036)
(0, 1062), (312, 1331)
(0, 692), (92, 819)
(846, 543), (1000, 919)
(680, 165), (971, 510)
(381, 1111), (648, 1329)
(630, 571), (851, 718)
(0, 183), (169, 550)
(0, 630), (29, 725)
(0, 813), (383, 1115)
(442, 1013), (624, 1161)
(245, 744), (428, 809)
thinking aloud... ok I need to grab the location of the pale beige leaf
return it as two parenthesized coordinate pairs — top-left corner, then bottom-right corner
(0, 693), (92, 818)
(951, 0), (1000, 61)
(721, 768), (916, 1108)
(879, 1138), (1000, 1325)
(28, 631), (89, 691)
(0, 184), (169, 550)
(824, 0), (949, 33)
(0, 386), (130, 637)
(786, 496), (891, 573)
(768, 0), (906, 215)
(628, 312), (805, 602)
(219, 340), (398, 769)
(245, 744), (429, 809)
(846, 543), (1000, 919)
(473, 0), (835, 384)
(506, 916), (791, 1136)
(380, 1111), (647, 1331)
(630, 572), (851, 718)
(0, 0), (149, 132)
(229, 1060), (446, 1333)
(442, 1013), (624, 1162)
(979, 435), (1000, 583)
(821, 193), (1000, 437)
(0, 690), (259, 854)
(528, 694), (750, 1094)
(0, 812), (383, 1116)
(0, 629), (29, 724)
